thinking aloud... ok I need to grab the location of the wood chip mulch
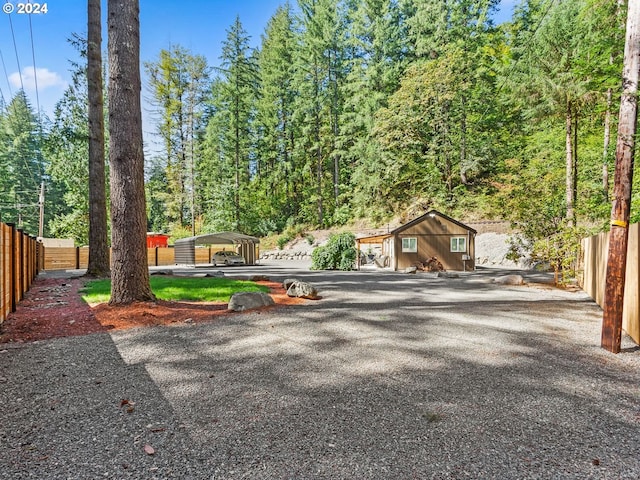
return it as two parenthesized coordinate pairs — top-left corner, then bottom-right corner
(0, 276), (304, 344)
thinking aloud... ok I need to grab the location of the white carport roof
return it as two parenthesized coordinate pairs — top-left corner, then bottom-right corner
(175, 231), (260, 246)
(174, 232), (260, 265)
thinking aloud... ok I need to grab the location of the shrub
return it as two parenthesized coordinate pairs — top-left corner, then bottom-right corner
(311, 232), (357, 271)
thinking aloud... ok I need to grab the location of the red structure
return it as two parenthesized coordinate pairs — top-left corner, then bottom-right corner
(146, 233), (170, 248)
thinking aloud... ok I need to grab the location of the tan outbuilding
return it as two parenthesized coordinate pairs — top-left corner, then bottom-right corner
(356, 210), (476, 272)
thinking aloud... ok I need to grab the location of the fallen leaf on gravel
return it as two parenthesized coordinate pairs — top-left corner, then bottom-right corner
(120, 399), (136, 412)
(144, 445), (155, 455)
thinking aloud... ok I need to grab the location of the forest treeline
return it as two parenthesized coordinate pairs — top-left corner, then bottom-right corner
(0, 0), (632, 250)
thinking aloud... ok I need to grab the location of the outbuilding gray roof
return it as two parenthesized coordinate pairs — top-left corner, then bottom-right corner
(174, 232), (260, 246)
(174, 231), (260, 265)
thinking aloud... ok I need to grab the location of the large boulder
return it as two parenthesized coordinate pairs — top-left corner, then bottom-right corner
(228, 292), (275, 312)
(286, 281), (320, 300)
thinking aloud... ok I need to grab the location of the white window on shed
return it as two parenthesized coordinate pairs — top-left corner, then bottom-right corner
(450, 237), (466, 253)
(402, 237), (417, 253)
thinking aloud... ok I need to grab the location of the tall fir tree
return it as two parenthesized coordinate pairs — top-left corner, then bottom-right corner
(253, 4), (301, 232)
(341, 0), (408, 221)
(144, 45), (210, 233)
(201, 16), (258, 232)
(0, 92), (44, 235)
(293, 0), (348, 226)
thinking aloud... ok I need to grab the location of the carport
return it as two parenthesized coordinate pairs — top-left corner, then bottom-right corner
(174, 232), (260, 266)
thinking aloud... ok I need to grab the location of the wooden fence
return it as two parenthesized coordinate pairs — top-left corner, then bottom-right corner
(42, 246), (215, 271)
(0, 222), (43, 324)
(581, 223), (639, 344)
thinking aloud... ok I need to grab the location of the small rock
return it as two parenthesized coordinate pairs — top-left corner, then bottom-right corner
(437, 272), (459, 278)
(248, 275), (269, 282)
(493, 274), (525, 285)
(283, 278), (300, 290)
(404, 266), (417, 274)
(151, 269), (173, 276)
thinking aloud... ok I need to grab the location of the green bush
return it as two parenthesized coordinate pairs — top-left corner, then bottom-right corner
(311, 232), (357, 271)
(276, 235), (290, 250)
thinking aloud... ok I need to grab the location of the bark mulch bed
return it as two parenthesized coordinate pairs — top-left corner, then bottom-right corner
(0, 275), (303, 344)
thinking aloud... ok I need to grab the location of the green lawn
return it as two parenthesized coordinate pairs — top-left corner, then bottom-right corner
(81, 276), (269, 304)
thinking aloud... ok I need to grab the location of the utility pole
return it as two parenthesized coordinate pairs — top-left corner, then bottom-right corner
(38, 181), (44, 238)
(601, 0), (640, 353)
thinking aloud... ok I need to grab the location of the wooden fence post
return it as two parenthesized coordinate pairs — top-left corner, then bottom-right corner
(602, 0), (640, 353)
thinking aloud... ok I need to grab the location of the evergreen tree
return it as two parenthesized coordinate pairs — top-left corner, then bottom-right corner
(341, 0), (408, 221)
(504, 0), (621, 233)
(253, 4), (301, 232)
(0, 92), (44, 235)
(45, 34), (107, 245)
(293, 0), (348, 226)
(144, 45), (210, 233)
(201, 16), (258, 232)
(86, 0), (110, 276)
(108, 0), (154, 304)
(199, 78), (237, 231)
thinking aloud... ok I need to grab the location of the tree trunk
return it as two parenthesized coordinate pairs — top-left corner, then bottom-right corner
(603, 0), (626, 201)
(235, 95), (241, 226)
(602, 0), (640, 353)
(602, 87), (612, 199)
(459, 95), (469, 185)
(565, 101), (575, 227)
(86, 0), (110, 277)
(108, 0), (155, 304)
(314, 62), (323, 226)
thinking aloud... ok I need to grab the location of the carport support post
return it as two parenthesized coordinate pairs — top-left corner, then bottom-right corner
(601, 0), (639, 354)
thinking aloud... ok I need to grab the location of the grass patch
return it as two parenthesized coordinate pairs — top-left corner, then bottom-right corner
(81, 276), (269, 304)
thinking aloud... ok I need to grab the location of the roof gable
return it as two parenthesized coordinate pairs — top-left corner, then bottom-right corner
(392, 210), (477, 235)
(175, 231), (260, 245)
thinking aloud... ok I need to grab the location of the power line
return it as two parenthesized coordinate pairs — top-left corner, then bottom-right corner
(7, 10), (25, 92)
(3, 6), (46, 188)
(28, 12), (42, 117)
(0, 48), (12, 100)
(28, 6), (46, 180)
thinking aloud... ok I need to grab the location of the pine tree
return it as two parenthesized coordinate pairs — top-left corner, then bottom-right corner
(341, 0), (408, 221)
(201, 16), (258, 232)
(144, 45), (210, 233)
(0, 92), (43, 235)
(108, 0), (154, 304)
(293, 0), (347, 226)
(86, 0), (110, 276)
(254, 4), (301, 232)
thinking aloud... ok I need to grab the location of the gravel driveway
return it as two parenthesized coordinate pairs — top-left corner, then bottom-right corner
(1, 262), (639, 479)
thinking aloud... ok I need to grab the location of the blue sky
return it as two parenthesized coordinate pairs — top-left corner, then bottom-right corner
(0, 0), (517, 131)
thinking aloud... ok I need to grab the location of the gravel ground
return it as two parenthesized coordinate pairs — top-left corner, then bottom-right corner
(1, 262), (639, 479)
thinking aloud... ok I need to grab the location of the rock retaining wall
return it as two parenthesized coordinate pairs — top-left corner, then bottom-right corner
(260, 250), (313, 261)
